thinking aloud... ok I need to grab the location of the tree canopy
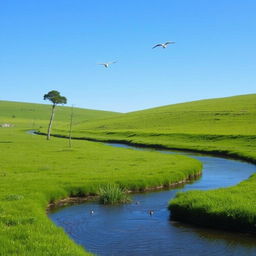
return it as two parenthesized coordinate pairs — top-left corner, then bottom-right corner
(43, 90), (67, 105)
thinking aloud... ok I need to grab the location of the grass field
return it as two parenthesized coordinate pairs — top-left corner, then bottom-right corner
(55, 94), (256, 135)
(0, 100), (121, 129)
(44, 94), (256, 234)
(0, 101), (201, 255)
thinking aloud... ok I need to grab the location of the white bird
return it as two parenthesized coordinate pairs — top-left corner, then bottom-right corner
(98, 61), (117, 68)
(152, 41), (176, 49)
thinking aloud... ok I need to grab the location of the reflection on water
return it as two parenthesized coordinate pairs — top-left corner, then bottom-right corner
(49, 143), (256, 256)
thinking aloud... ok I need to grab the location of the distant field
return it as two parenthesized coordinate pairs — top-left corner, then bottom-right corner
(0, 100), (121, 129)
(61, 94), (256, 135)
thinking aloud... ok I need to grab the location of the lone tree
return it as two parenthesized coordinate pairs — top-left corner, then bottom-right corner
(44, 90), (67, 140)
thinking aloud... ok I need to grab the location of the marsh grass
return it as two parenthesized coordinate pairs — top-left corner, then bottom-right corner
(98, 184), (131, 204)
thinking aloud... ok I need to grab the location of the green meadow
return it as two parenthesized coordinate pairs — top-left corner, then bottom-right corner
(55, 94), (256, 135)
(0, 101), (201, 256)
(46, 94), (256, 233)
(1, 94), (256, 255)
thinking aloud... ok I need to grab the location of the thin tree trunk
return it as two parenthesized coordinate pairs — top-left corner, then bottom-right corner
(68, 105), (74, 148)
(47, 104), (56, 140)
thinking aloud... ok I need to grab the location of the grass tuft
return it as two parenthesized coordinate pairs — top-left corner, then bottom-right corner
(98, 184), (131, 204)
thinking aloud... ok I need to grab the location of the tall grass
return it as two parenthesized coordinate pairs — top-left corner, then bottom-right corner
(98, 184), (131, 204)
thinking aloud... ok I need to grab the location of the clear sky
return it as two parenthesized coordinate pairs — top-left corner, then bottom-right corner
(0, 0), (255, 112)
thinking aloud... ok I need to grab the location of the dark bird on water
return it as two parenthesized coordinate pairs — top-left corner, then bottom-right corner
(149, 210), (154, 216)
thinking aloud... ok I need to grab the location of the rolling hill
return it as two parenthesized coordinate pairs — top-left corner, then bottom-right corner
(65, 94), (256, 135)
(0, 100), (121, 129)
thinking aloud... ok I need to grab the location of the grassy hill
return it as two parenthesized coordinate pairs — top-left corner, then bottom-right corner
(48, 94), (256, 162)
(0, 100), (121, 129)
(66, 94), (256, 135)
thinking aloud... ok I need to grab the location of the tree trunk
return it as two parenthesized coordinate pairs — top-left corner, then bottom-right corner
(47, 104), (56, 140)
(68, 105), (74, 148)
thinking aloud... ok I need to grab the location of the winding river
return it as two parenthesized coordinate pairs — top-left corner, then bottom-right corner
(49, 142), (256, 256)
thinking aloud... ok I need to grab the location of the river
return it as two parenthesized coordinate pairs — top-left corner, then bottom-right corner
(49, 142), (256, 256)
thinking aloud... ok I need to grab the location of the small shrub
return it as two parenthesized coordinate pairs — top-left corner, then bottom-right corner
(98, 184), (131, 205)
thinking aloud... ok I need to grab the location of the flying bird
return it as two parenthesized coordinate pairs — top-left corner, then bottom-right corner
(98, 61), (117, 68)
(152, 41), (176, 49)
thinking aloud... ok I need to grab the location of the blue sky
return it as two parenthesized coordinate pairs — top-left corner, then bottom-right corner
(0, 0), (255, 112)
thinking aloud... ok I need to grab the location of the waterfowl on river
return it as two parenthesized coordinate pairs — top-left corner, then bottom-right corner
(149, 210), (154, 216)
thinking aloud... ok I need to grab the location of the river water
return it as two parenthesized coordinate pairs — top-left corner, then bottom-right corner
(49, 143), (256, 256)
